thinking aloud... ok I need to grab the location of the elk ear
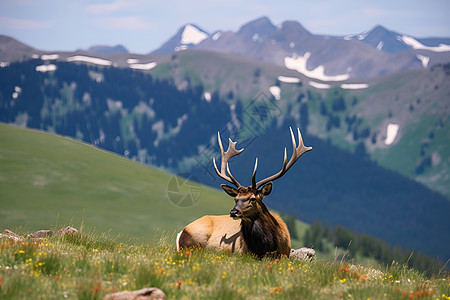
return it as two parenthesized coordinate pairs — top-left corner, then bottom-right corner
(260, 181), (273, 196)
(221, 184), (238, 197)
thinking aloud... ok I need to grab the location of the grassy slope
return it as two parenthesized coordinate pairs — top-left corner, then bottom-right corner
(0, 123), (235, 240)
(1, 233), (448, 299)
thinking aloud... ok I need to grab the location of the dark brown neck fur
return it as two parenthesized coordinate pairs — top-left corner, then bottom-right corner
(240, 202), (281, 258)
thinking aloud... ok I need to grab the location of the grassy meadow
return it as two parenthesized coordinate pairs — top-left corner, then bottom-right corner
(1, 232), (449, 299)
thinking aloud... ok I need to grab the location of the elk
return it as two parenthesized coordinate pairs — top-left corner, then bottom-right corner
(176, 127), (312, 257)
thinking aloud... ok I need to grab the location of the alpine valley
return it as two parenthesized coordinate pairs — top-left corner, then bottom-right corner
(0, 17), (449, 260)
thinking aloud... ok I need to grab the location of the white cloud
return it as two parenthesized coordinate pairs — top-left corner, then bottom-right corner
(86, 0), (132, 14)
(0, 16), (52, 30)
(96, 16), (153, 31)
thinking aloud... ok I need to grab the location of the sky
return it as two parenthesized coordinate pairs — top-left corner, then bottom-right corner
(1, 0), (449, 54)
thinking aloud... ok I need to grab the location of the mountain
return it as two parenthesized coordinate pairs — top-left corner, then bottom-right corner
(151, 24), (209, 54)
(0, 35), (37, 62)
(153, 17), (450, 79)
(1, 59), (449, 259)
(85, 44), (129, 54)
(341, 25), (450, 54)
(345, 25), (407, 53)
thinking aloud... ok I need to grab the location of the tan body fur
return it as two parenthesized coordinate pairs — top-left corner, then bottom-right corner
(177, 211), (291, 256)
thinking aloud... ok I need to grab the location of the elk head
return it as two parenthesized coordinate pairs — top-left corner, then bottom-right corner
(213, 127), (312, 221)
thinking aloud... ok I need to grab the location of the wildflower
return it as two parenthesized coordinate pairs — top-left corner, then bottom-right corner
(340, 278), (346, 283)
(109, 272), (113, 276)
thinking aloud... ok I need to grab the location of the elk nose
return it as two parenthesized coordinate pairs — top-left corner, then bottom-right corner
(230, 209), (239, 218)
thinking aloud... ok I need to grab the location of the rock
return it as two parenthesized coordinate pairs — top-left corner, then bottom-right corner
(290, 247), (316, 260)
(1, 229), (24, 242)
(28, 230), (55, 239)
(59, 226), (78, 235)
(1, 227), (79, 242)
(104, 288), (166, 300)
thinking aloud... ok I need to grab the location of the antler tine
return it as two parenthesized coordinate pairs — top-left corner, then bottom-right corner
(251, 158), (258, 189)
(213, 132), (244, 187)
(255, 127), (312, 189)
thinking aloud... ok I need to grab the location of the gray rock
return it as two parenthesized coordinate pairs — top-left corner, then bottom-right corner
(290, 247), (316, 260)
(104, 287), (166, 300)
(0, 229), (24, 242)
(1, 227), (79, 241)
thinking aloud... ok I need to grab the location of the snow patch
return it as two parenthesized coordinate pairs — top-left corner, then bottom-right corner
(308, 81), (330, 89)
(0, 62), (10, 68)
(278, 76), (300, 83)
(357, 33), (368, 40)
(41, 54), (59, 60)
(67, 55), (112, 66)
(252, 34), (263, 43)
(129, 62), (157, 70)
(340, 83), (369, 89)
(385, 123), (399, 145)
(285, 52), (350, 82)
(401, 35), (450, 52)
(127, 58), (140, 64)
(212, 32), (222, 41)
(203, 92), (211, 102)
(35, 64), (57, 72)
(269, 86), (281, 100)
(376, 41), (384, 51)
(416, 54), (430, 68)
(175, 45), (189, 52)
(181, 24), (208, 45)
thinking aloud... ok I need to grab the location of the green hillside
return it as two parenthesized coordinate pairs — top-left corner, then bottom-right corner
(0, 123), (235, 240)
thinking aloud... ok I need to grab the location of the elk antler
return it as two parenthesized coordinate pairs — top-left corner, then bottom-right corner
(213, 132), (244, 188)
(252, 127), (312, 190)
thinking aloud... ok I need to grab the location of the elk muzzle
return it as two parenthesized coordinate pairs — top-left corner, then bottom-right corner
(230, 208), (240, 218)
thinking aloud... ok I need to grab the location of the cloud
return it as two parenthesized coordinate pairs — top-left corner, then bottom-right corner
(86, 0), (132, 14)
(363, 7), (393, 17)
(96, 16), (153, 31)
(0, 16), (52, 30)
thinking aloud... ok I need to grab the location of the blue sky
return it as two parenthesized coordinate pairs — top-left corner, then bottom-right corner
(1, 0), (449, 54)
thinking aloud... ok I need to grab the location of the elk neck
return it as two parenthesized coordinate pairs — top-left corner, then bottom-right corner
(240, 201), (281, 258)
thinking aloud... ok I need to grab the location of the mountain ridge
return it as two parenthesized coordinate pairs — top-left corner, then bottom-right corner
(152, 17), (450, 79)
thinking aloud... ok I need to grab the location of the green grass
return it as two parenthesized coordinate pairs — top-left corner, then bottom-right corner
(0, 123), (234, 240)
(1, 232), (448, 299)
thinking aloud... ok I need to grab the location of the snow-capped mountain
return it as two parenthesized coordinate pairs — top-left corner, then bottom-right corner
(346, 25), (450, 54)
(152, 17), (450, 79)
(151, 24), (209, 54)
